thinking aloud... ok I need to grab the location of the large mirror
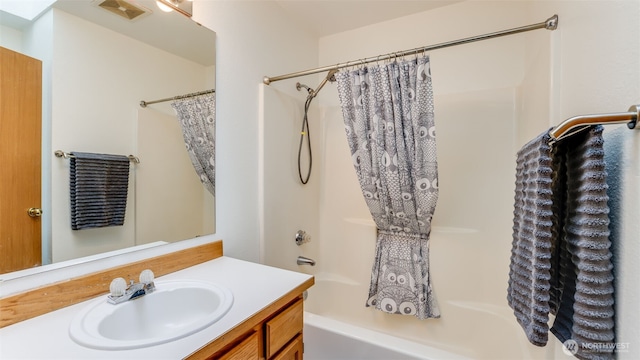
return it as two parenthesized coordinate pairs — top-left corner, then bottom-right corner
(0, 0), (215, 278)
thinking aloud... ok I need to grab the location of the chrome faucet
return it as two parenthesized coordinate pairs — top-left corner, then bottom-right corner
(297, 256), (316, 266)
(108, 269), (156, 305)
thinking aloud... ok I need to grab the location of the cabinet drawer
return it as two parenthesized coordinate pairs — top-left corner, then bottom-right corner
(271, 334), (303, 360)
(265, 299), (303, 358)
(218, 331), (260, 360)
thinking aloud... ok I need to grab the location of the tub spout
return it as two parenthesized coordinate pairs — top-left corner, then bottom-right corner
(297, 256), (316, 266)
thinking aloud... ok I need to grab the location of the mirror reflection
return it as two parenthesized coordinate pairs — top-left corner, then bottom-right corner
(0, 0), (215, 277)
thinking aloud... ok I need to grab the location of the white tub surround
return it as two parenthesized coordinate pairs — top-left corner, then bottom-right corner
(0, 257), (313, 359)
(304, 312), (471, 360)
(304, 277), (553, 359)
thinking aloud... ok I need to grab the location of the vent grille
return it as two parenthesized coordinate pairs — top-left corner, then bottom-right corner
(95, 0), (150, 21)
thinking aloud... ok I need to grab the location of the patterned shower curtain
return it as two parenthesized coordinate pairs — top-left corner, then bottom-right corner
(171, 93), (216, 195)
(335, 56), (440, 319)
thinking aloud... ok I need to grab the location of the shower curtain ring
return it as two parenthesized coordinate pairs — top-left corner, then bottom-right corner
(345, 60), (353, 70)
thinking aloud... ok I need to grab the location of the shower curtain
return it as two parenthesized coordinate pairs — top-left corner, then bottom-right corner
(335, 56), (440, 319)
(171, 93), (216, 195)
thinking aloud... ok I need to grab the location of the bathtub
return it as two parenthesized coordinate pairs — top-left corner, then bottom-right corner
(303, 312), (469, 360)
(302, 277), (552, 360)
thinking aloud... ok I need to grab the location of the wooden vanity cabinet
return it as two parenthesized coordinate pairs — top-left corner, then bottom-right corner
(187, 295), (305, 360)
(265, 299), (303, 358)
(271, 334), (303, 360)
(218, 331), (260, 360)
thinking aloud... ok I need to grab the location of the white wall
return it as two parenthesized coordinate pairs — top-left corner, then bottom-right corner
(525, 2), (640, 358)
(259, 85), (321, 271)
(256, 0), (638, 359)
(192, 1), (319, 261)
(136, 108), (214, 245)
(0, 0), (311, 293)
(310, 2), (551, 358)
(0, 1), (635, 357)
(0, 24), (23, 51)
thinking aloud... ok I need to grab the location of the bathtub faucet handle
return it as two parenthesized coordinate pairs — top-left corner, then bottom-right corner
(295, 230), (311, 245)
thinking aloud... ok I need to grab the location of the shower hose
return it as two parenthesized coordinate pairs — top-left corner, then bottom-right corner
(298, 94), (313, 184)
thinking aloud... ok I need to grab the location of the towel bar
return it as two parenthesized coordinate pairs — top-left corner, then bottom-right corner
(549, 104), (640, 143)
(54, 150), (140, 164)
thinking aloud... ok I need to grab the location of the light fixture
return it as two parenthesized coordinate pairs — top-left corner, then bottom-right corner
(93, 0), (151, 21)
(155, 0), (173, 12)
(155, 0), (192, 18)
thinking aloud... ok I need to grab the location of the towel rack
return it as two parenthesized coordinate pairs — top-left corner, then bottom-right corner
(549, 104), (640, 143)
(54, 150), (140, 164)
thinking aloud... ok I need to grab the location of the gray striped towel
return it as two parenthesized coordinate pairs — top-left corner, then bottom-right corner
(69, 152), (130, 230)
(508, 126), (615, 360)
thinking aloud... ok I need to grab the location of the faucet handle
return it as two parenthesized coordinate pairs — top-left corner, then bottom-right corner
(109, 277), (127, 297)
(295, 230), (311, 246)
(139, 269), (155, 285)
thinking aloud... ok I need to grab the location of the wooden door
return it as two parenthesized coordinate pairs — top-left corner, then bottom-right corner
(0, 46), (42, 273)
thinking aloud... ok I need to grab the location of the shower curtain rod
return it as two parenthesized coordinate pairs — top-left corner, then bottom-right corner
(263, 15), (558, 85)
(139, 89), (215, 108)
(549, 105), (640, 143)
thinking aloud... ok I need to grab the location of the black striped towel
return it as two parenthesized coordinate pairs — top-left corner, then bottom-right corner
(508, 126), (615, 360)
(69, 152), (130, 230)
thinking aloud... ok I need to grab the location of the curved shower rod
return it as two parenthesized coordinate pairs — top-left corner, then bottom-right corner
(549, 105), (640, 143)
(263, 15), (558, 85)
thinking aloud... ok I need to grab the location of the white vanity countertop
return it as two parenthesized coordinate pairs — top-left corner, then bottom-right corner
(0, 256), (313, 359)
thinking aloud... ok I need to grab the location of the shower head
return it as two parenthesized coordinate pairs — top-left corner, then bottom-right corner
(296, 82), (313, 94)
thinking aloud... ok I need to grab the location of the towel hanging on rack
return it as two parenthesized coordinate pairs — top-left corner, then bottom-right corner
(69, 152), (131, 230)
(508, 126), (615, 360)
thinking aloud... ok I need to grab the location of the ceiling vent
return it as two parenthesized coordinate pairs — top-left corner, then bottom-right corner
(93, 0), (151, 21)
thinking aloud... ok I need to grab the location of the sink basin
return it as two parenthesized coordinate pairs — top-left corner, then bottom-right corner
(69, 279), (233, 350)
